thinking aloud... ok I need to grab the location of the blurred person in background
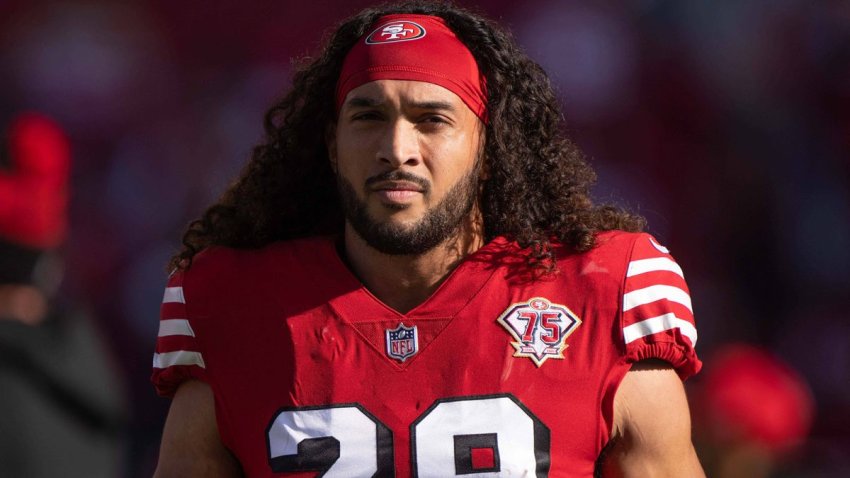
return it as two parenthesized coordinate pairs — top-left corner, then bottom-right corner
(0, 112), (125, 477)
(691, 343), (815, 478)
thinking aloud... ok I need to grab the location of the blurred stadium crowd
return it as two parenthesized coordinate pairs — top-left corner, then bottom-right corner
(0, 0), (848, 476)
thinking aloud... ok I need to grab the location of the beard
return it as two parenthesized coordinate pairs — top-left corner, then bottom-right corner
(337, 167), (479, 255)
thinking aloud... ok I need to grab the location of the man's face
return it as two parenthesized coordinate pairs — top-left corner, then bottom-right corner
(331, 80), (484, 255)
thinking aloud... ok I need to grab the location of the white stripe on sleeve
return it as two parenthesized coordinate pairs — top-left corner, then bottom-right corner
(162, 287), (185, 304)
(152, 351), (206, 369)
(623, 285), (693, 313)
(649, 237), (670, 254)
(623, 312), (698, 346)
(158, 319), (195, 337)
(626, 257), (684, 279)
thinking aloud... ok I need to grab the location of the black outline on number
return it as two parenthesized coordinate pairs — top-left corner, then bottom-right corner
(265, 403), (394, 477)
(409, 393), (551, 478)
(453, 433), (500, 474)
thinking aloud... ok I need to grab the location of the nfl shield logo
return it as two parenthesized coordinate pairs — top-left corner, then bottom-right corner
(385, 323), (418, 362)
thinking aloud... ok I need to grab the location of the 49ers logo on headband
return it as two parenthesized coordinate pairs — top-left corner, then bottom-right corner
(366, 20), (426, 44)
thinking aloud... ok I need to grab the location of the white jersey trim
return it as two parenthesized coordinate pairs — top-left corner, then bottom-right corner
(623, 284), (692, 313)
(158, 319), (195, 337)
(649, 237), (670, 254)
(162, 287), (185, 304)
(152, 351), (206, 369)
(626, 257), (684, 279)
(623, 312), (698, 346)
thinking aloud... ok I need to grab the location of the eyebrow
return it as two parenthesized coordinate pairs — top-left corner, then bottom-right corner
(344, 96), (457, 112)
(345, 96), (382, 109)
(411, 100), (456, 112)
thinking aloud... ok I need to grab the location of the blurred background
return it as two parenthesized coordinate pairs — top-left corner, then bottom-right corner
(0, 0), (847, 476)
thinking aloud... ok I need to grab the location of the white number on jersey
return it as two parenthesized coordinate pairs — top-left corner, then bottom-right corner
(267, 404), (393, 477)
(266, 394), (550, 477)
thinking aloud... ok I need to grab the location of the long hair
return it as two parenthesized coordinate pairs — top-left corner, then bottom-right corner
(169, 0), (644, 271)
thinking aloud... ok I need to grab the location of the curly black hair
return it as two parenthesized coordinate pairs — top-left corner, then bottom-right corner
(169, 0), (644, 271)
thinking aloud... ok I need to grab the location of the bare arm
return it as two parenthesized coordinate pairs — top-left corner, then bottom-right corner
(154, 380), (243, 478)
(599, 360), (705, 478)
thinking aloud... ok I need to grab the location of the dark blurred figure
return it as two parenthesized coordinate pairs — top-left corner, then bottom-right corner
(0, 113), (125, 477)
(692, 343), (815, 478)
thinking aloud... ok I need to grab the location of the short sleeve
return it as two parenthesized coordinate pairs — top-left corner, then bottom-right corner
(150, 268), (208, 397)
(621, 234), (702, 380)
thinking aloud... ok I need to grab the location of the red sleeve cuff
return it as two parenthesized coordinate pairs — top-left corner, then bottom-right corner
(625, 341), (702, 381)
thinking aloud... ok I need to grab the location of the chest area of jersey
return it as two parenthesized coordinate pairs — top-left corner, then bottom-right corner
(212, 284), (617, 478)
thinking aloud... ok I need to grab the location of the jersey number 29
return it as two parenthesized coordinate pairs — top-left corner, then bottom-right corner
(266, 394), (550, 477)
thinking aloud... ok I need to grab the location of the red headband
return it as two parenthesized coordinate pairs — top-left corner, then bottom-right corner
(336, 14), (488, 122)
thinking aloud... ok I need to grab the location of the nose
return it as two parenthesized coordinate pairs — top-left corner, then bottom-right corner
(376, 119), (421, 167)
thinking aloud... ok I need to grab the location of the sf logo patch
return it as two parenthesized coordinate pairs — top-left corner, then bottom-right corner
(366, 20), (426, 44)
(497, 297), (582, 367)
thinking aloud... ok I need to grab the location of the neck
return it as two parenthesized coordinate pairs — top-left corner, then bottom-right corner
(343, 213), (484, 314)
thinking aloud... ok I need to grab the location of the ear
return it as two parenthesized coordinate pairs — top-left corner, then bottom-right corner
(325, 123), (338, 173)
(476, 123), (490, 180)
(479, 159), (490, 181)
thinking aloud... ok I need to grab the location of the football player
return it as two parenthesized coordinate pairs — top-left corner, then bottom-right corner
(153, 2), (704, 476)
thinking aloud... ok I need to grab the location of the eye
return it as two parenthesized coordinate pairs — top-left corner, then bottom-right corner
(351, 111), (383, 122)
(419, 115), (450, 126)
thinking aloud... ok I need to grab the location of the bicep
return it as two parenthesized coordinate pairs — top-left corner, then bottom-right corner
(154, 380), (243, 478)
(600, 360), (705, 478)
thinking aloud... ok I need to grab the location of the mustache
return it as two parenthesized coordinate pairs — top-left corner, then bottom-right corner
(365, 170), (430, 192)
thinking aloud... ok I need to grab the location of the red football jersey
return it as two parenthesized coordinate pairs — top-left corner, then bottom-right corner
(152, 231), (700, 477)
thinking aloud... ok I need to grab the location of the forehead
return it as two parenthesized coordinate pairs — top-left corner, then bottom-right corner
(342, 80), (467, 109)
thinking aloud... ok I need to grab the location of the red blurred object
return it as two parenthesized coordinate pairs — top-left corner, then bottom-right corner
(0, 113), (71, 249)
(698, 343), (815, 453)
